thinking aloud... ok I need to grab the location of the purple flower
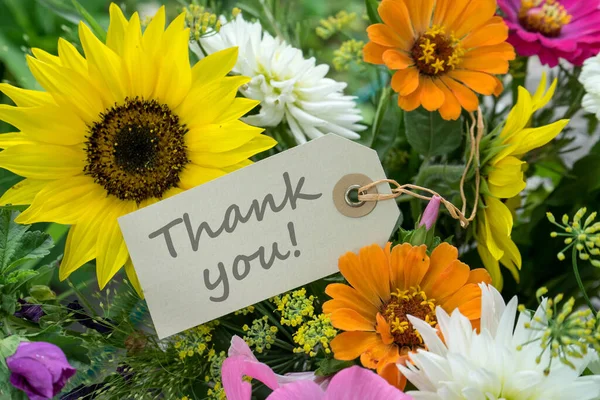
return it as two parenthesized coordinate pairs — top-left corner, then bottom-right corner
(499, 0), (600, 66)
(419, 196), (441, 230)
(14, 299), (45, 323)
(7, 341), (76, 400)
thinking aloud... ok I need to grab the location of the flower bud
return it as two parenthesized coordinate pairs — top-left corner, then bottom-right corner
(419, 195), (441, 230)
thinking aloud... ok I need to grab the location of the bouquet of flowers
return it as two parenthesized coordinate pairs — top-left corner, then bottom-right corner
(0, 0), (599, 399)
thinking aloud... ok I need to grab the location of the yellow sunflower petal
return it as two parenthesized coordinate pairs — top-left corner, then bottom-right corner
(106, 3), (129, 56)
(486, 196), (513, 237)
(96, 200), (137, 289)
(178, 76), (250, 128)
(221, 159), (252, 173)
(478, 211), (504, 260)
(217, 98), (260, 122)
(59, 206), (107, 280)
(57, 38), (87, 76)
(531, 73), (557, 112)
(31, 48), (61, 66)
(0, 179), (48, 206)
(185, 121), (265, 153)
(0, 133), (36, 149)
(188, 135), (276, 168)
(178, 164), (226, 190)
(508, 120), (570, 157)
(0, 83), (53, 107)
(499, 86), (533, 141)
(0, 105), (86, 146)
(15, 176), (105, 225)
(0, 144), (85, 179)
(142, 6), (166, 58)
(191, 47), (240, 88)
(125, 258), (144, 298)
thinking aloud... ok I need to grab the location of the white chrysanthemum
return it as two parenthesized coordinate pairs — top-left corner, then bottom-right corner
(580, 54), (600, 119)
(200, 14), (366, 144)
(399, 284), (600, 400)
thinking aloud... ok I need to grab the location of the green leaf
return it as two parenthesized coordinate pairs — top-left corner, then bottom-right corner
(404, 108), (463, 158)
(315, 358), (356, 376)
(360, 87), (392, 148)
(0, 335), (22, 360)
(4, 270), (38, 285)
(32, 326), (90, 364)
(365, 0), (382, 25)
(1, 293), (17, 315)
(71, 0), (106, 42)
(0, 31), (35, 89)
(0, 209), (53, 274)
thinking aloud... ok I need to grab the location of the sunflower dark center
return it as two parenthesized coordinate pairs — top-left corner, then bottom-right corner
(518, 0), (571, 38)
(85, 98), (188, 203)
(382, 286), (437, 347)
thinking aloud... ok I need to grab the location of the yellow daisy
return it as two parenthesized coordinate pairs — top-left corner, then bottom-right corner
(477, 73), (568, 289)
(0, 4), (276, 296)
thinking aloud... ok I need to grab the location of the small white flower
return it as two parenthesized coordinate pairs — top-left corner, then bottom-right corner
(580, 54), (600, 119)
(399, 284), (600, 400)
(200, 14), (366, 144)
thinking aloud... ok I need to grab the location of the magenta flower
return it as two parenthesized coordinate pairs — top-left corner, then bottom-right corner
(222, 335), (411, 400)
(6, 341), (76, 400)
(419, 196), (441, 230)
(498, 0), (600, 66)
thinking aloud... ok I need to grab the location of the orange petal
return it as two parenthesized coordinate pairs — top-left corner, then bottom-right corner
(449, 70), (498, 96)
(378, 0), (415, 47)
(461, 55), (510, 75)
(421, 242), (458, 291)
(464, 42), (516, 61)
(428, 259), (470, 301)
(325, 283), (381, 319)
(382, 49), (414, 70)
(404, 0), (434, 35)
(451, 0), (497, 38)
(358, 244), (391, 303)
(364, 42), (389, 65)
(420, 76), (445, 111)
(391, 67), (420, 96)
(461, 17), (509, 49)
(434, 0), (470, 29)
(381, 361), (407, 390)
(331, 331), (381, 360)
(434, 79), (462, 120)
(397, 84), (423, 112)
(367, 24), (405, 48)
(376, 313), (395, 345)
(467, 268), (492, 285)
(338, 251), (383, 308)
(404, 245), (430, 289)
(493, 76), (504, 97)
(459, 296), (483, 319)
(390, 243), (412, 291)
(360, 352), (378, 369)
(440, 283), (481, 314)
(440, 76), (479, 111)
(331, 308), (376, 332)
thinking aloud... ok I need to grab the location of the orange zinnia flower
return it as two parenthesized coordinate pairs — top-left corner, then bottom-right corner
(325, 242), (491, 389)
(364, 0), (515, 120)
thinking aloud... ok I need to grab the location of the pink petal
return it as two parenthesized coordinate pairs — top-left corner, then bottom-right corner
(222, 355), (281, 400)
(228, 335), (258, 361)
(267, 380), (325, 400)
(323, 366), (413, 400)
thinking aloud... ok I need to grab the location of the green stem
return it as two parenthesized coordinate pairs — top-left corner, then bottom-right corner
(274, 338), (295, 351)
(219, 320), (246, 335)
(254, 303), (294, 342)
(571, 247), (597, 313)
(66, 278), (97, 316)
(57, 278), (97, 301)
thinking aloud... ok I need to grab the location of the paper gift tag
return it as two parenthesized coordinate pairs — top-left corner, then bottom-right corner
(119, 134), (400, 339)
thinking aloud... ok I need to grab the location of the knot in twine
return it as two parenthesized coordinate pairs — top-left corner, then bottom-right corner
(358, 108), (484, 229)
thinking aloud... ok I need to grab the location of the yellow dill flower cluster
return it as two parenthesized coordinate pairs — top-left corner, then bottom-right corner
(316, 11), (357, 39)
(243, 316), (278, 353)
(518, 287), (600, 375)
(206, 382), (226, 400)
(183, 5), (241, 41)
(234, 305), (255, 315)
(547, 208), (600, 265)
(333, 40), (365, 71)
(293, 313), (337, 357)
(272, 288), (315, 327)
(204, 349), (227, 400)
(173, 321), (218, 360)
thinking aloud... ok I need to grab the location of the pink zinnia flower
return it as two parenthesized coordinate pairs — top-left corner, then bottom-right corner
(498, 0), (600, 66)
(222, 335), (412, 400)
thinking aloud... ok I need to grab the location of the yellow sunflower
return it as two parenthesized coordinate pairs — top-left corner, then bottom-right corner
(0, 4), (276, 296)
(477, 73), (568, 289)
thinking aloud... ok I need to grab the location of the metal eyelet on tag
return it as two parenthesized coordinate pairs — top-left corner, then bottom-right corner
(333, 174), (378, 218)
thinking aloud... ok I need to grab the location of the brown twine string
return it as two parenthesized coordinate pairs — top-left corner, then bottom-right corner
(358, 107), (484, 229)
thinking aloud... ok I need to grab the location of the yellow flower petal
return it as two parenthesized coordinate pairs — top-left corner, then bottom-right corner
(96, 199), (136, 289)
(509, 120), (570, 158)
(191, 47), (239, 88)
(0, 144), (85, 179)
(0, 133), (36, 149)
(57, 38), (87, 76)
(477, 210), (504, 260)
(125, 258), (144, 298)
(0, 179), (48, 206)
(531, 72), (557, 112)
(106, 3), (129, 55)
(499, 86), (533, 142)
(15, 176), (105, 225)
(185, 121), (264, 153)
(217, 98), (260, 122)
(488, 156), (526, 198)
(178, 164), (226, 190)
(486, 196), (513, 236)
(477, 244), (503, 290)
(0, 83), (53, 107)
(189, 135), (276, 168)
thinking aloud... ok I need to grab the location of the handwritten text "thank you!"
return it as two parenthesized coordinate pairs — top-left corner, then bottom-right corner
(147, 172), (322, 302)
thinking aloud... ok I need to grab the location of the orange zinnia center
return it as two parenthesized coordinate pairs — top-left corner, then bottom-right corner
(382, 286), (437, 347)
(411, 25), (464, 77)
(518, 0), (572, 37)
